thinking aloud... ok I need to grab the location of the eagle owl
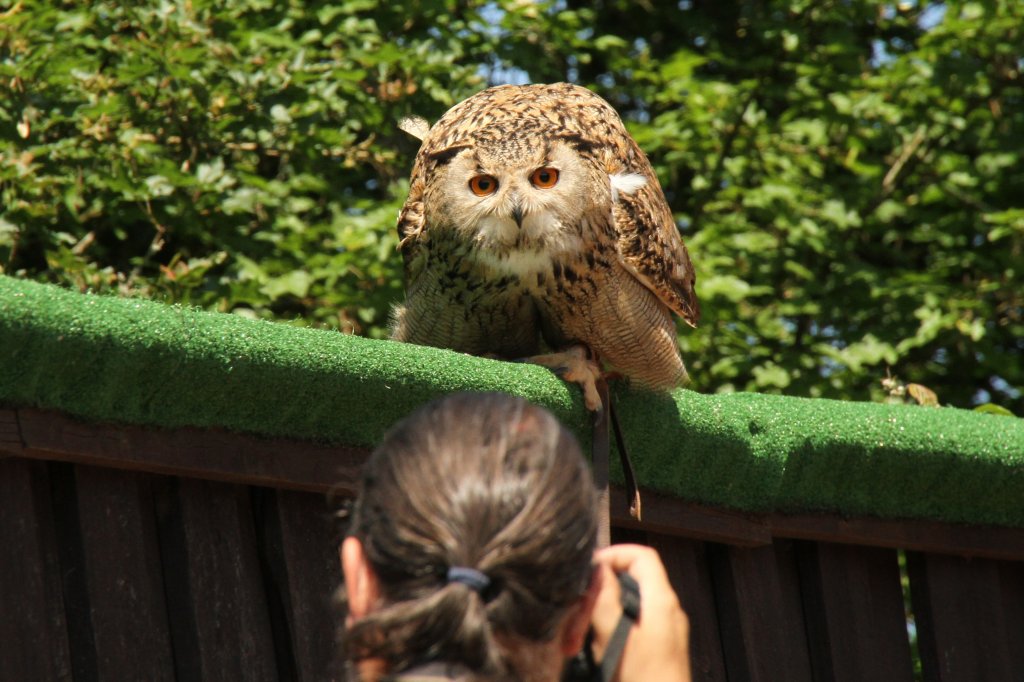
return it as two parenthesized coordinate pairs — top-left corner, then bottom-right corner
(391, 83), (699, 405)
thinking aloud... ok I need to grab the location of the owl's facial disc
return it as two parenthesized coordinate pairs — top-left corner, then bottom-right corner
(474, 178), (563, 252)
(435, 140), (593, 268)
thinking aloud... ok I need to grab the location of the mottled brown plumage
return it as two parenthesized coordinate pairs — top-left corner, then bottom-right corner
(392, 83), (699, 395)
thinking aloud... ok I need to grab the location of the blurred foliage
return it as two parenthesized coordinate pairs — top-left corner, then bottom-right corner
(0, 0), (493, 335)
(1, 1), (1022, 411)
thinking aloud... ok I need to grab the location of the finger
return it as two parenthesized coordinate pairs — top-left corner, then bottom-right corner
(588, 562), (620, 659)
(594, 544), (670, 583)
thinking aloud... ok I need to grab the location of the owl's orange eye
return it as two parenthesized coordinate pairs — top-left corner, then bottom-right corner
(530, 167), (559, 189)
(469, 174), (499, 196)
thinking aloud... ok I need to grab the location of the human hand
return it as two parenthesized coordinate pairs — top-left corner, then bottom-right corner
(590, 544), (691, 682)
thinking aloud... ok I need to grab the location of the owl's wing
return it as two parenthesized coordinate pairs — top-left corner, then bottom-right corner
(611, 149), (700, 328)
(396, 159), (428, 284)
(396, 138), (471, 281)
(395, 111), (436, 283)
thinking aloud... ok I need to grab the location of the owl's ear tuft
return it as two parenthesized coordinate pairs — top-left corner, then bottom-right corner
(398, 115), (431, 141)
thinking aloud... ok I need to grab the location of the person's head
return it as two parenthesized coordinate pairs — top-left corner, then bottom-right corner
(340, 392), (599, 681)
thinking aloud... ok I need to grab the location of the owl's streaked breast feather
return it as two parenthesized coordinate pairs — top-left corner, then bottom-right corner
(474, 248), (553, 277)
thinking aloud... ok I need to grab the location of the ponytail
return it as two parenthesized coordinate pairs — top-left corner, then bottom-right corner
(340, 393), (597, 680)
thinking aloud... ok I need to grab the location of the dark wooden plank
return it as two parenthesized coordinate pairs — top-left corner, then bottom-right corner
(273, 490), (345, 682)
(73, 465), (175, 681)
(997, 561), (1024, 675)
(907, 552), (1016, 681)
(16, 407), (368, 494)
(48, 461), (99, 680)
(797, 542), (914, 682)
(0, 459), (72, 681)
(771, 512), (1024, 562)
(612, 487), (771, 547)
(0, 408), (24, 454)
(768, 540), (817, 677)
(645, 534), (728, 682)
(171, 478), (279, 680)
(708, 541), (814, 682)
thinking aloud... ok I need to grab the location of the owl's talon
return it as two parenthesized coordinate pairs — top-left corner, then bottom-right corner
(529, 348), (605, 412)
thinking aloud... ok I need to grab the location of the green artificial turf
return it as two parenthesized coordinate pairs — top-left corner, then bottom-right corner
(2, 274), (1023, 527)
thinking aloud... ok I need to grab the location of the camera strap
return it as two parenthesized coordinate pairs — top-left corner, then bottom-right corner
(562, 569), (642, 682)
(599, 572), (641, 682)
(591, 377), (641, 549)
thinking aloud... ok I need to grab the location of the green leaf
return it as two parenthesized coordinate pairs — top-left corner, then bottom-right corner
(973, 404), (1016, 417)
(261, 270), (312, 299)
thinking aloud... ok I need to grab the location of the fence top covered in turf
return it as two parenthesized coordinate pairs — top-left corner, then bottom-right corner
(2, 274), (1023, 528)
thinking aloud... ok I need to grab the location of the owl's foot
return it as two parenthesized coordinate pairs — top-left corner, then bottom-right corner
(529, 346), (605, 412)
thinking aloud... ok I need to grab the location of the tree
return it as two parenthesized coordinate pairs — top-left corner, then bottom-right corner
(2, 1), (1021, 412)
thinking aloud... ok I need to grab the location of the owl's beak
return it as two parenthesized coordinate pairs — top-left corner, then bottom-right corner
(510, 197), (525, 227)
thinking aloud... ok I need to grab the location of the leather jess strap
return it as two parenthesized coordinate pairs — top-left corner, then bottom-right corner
(591, 378), (642, 549)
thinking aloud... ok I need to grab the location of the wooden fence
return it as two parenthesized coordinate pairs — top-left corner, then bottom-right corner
(2, 407), (1022, 681)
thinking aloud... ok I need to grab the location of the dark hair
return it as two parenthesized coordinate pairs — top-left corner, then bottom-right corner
(341, 392), (598, 679)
